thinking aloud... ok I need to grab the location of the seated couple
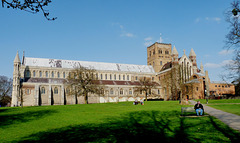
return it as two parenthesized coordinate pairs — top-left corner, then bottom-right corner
(194, 101), (204, 116)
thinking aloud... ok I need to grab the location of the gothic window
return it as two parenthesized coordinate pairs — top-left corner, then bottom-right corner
(52, 71), (54, 78)
(158, 89), (160, 95)
(100, 74), (103, 80)
(114, 74), (116, 80)
(160, 50), (162, 54)
(127, 75), (129, 80)
(110, 74), (112, 80)
(129, 89), (132, 95)
(160, 61), (162, 65)
(63, 72), (65, 78)
(39, 71), (42, 77)
(110, 88), (114, 95)
(26, 89), (30, 95)
(123, 75), (125, 80)
(45, 71), (48, 77)
(96, 73), (98, 79)
(57, 72), (60, 78)
(33, 71), (36, 77)
(105, 74), (107, 80)
(54, 87), (58, 94)
(165, 50), (169, 54)
(120, 89), (123, 95)
(41, 87), (45, 94)
(153, 50), (155, 55)
(119, 75), (121, 80)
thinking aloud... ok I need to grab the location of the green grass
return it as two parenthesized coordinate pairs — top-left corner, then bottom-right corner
(1, 101), (240, 142)
(208, 104), (240, 116)
(194, 99), (240, 104)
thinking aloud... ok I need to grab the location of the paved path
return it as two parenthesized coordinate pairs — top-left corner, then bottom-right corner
(189, 100), (240, 132)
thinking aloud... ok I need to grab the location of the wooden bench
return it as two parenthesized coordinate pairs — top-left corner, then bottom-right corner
(181, 107), (195, 116)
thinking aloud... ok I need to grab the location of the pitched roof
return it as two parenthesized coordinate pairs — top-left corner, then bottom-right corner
(23, 57), (155, 73)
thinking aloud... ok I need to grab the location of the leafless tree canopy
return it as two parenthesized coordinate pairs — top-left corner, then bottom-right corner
(65, 66), (104, 104)
(134, 77), (157, 101)
(225, 1), (240, 95)
(1, 0), (56, 20)
(0, 75), (12, 106)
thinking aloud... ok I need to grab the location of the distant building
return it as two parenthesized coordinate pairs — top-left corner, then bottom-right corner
(11, 43), (235, 106)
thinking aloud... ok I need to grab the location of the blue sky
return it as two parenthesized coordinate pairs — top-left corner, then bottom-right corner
(0, 0), (235, 82)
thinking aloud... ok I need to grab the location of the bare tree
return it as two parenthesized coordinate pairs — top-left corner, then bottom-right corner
(0, 75), (12, 106)
(65, 66), (104, 104)
(134, 77), (157, 101)
(1, 0), (56, 20)
(224, 1), (240, 95)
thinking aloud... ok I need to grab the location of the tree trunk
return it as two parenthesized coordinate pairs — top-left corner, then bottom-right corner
(84, 92), (88, 104)
(145, 91), (147, 101)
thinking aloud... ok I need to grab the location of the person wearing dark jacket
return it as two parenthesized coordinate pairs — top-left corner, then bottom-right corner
(194, 101), (204, 116)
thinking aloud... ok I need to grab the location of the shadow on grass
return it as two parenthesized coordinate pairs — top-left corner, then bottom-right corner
(209, 116), (240, 143)
(15, 111), (191, 143)
(15, 110), (240, 143)
(0, 109), (57, 128)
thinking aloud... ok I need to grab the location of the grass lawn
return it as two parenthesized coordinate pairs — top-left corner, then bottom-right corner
(208, 104), (240, 116)
(1, 101), (240, 142)
(194, 99), (240, 104)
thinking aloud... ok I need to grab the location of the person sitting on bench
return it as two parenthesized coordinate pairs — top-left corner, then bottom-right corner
(194, 101), (204, 116)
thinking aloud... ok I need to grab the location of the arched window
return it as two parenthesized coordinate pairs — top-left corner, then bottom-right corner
(158, 89), (160, 95)
(41, 87), (45, 94)
(193, 75), (197, 79)
(165, 50), (169, 54)
(129, 89), (132, 95)
(114, 74), (116, 80)
(153, 50), (155, 55)
(123, 75), (125, 80)
(26, 70), (30, 77)
(33, 71), (36, 77)
(96, 73), (98, 79)
(110, 88), (114, 95)
(149, 51), (151, 56)
(52, 71), (54, 78)
(127, 75), (129, 80)
(105, 74), (107, 80)
(160, 61), (162, 65)
(45, 71), (48, 77)
(110, 74), (112, 80)
(39, 71), (42, 77)
(120, 89), (123, 95)
(100, 74), (103, 80)
(54, 87), (58, 94)
(119, 75), (121, 80)
(136, 76), (138, 80)
(63, 72), (65, 78)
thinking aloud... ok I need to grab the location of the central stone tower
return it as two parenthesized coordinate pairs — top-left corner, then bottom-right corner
(147, 42), (172, 72)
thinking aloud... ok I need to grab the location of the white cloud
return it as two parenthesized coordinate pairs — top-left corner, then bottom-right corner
(205, 60), (234, 68)
(218, 49), (234, 55)
(144, 37), (152, 41)
(205, 17), (221, 23)
(121, 32), (134, 37)
(195, 18), (200, 23)
(144, 41), (153, 47)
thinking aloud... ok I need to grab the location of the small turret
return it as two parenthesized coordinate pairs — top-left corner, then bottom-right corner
(11, 51), (21, 107)
(172, 46), (179, 65)
(189, 48), (197, 74)
(200, 62), (204, 74)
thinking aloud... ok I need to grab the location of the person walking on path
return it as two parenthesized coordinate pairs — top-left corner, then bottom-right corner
(194, 101), (204, 116)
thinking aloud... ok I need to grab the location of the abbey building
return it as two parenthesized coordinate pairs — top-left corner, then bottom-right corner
(11, 42), (235, 106)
